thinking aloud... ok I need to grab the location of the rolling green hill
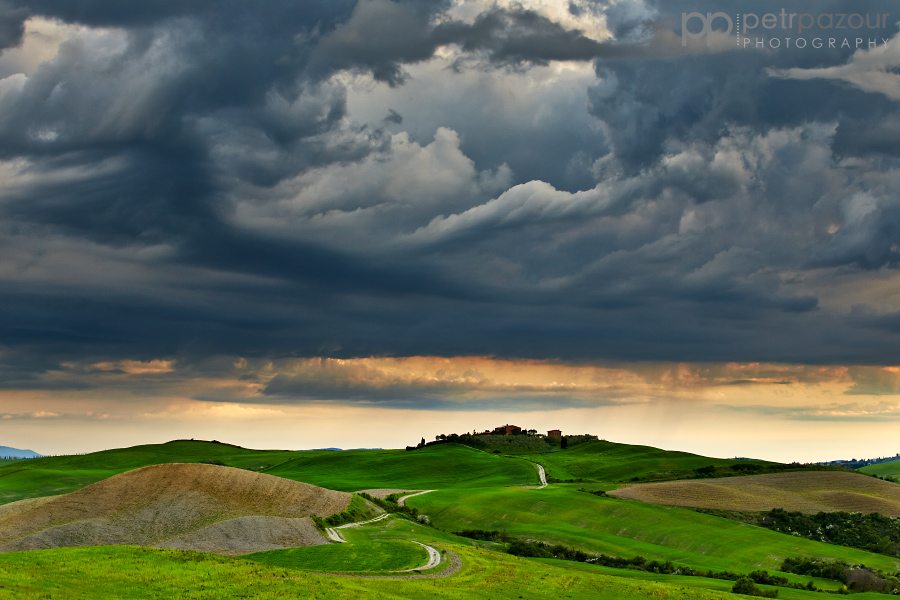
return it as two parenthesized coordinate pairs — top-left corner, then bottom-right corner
(531, 440), (789, 484)
(408, 485), (900, 575)
(0, 543), (765, 600)
(0, 437), (894, 599)
(248, 514), (441, 573)
(264, 444), (538, 491)
(17, 439), (297, 471)
(859, 459), (900, 478)
(0, 440), (299, 505)
(0, 441), (539, 504)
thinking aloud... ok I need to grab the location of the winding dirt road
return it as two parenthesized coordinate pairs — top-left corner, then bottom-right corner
(396, 541), (441, 572)
(318, 514), (460, 579)
(310, 547), (462, 580)
(396, 490), (436, 506)
(535, 462), (547, 488)
(324, 528), (346, 543)
(337, 513), (391, 529)
(319, 493), (462, 578)
(325, 512), (392, 543)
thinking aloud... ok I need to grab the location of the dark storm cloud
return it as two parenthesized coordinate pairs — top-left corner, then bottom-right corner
(0, 2), (27, 50)
(587, 53), (894, 172)
(3, 0), (900, 397)
(307, 0), (450, 85)
(383, 109), (403, 125)
(435, 8), (614, 65)
(10, 0), (358, 30)
(309, 0), (629, 85)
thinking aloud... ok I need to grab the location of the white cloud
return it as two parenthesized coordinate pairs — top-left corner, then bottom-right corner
(0, 17), (90, 79)
(406, 179), (618, 243)
(769, 34), (900, 100)
(229, 126), (508, 241)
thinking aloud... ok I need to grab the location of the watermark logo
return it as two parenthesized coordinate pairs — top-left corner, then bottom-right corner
(682, 8), (894, 49)
(682, 12), (733, 46)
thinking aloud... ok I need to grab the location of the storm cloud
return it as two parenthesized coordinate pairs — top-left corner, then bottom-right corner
(2, 0), (900, 403)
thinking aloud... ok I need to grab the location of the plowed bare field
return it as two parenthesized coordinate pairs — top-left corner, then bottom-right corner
(0, 463), (350, 554)
(608, 471), (900, 515)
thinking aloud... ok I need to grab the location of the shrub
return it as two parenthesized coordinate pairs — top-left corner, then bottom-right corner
(358, 492), (421, 519)
(847, 568), (886, 593)
(780, 557), (850, 583)
(732, 578), (758, 595)
(453, 529), (509, 542)
(758, 509), (900, 556)
(731, 577), (778, 598)
(749, 570), (788, 586)
(506, 540), (588, 561)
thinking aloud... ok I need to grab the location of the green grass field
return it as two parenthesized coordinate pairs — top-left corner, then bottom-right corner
(860, 460), (900, 478)
(1, 439), (896, 599)
(0, 441), (538, 504)
(0, 543), (796, 600)
(529, 440), (775, 484)
(0, 440), (301, 504)
(408, 485), (899, 577)
(249, 514), (451, 573)
(249, 539), (425, 572)
(536, 560), (848, 600)
(263, 444), (538, 491)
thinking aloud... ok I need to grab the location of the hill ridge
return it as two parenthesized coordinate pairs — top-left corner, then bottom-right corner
(0, 463), (351, 555)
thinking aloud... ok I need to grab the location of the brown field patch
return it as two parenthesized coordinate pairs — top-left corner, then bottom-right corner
(0, 463), (350, 554)
(608, 471), (900, 515)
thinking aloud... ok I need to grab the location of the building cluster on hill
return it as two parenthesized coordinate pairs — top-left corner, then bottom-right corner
(467, 424), (567, 437)
(468, 424), (579, 438)
(406, 424), (598, 451)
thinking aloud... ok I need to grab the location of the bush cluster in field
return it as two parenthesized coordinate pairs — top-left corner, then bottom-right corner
(732, 577), (779, 597)
(781, 557), (900, 594)
(356, 492), (425, 522)
(311, 495), (370, 529)
(763, 509), (900, 556)
(696, 507), (900, 556)
(452, 531), (813, 595)
(451, 529), (511, 542)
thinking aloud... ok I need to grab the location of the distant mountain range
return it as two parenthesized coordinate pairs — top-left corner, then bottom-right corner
(0, 446), (41, 459)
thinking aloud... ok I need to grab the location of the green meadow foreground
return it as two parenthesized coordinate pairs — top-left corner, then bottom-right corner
(1, 439), (900, 598)
(0, 544), (759, 600)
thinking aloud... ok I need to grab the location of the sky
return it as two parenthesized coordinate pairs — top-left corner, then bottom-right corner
(1, 0), (900, 461)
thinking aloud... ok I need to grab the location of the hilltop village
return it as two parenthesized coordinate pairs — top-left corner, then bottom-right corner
(407, 425), (599, 452)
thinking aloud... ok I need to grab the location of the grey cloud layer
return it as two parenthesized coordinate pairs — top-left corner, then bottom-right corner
(0, 2), (26, 50)
(2, 0), (900, 396)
